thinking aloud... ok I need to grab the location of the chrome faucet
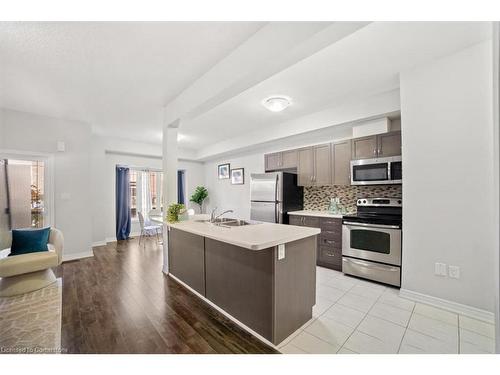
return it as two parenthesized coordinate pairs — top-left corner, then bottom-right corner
(210, 207), (218, 222)
(211, 208), (234, 223)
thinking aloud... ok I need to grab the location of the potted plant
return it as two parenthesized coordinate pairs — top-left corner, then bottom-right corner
(189, 186), (208, 214)
(166, 203), (186, 223)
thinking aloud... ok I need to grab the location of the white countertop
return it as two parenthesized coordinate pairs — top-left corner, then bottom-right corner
(165, 215), (320, 251)
(288, 210), (349, 218)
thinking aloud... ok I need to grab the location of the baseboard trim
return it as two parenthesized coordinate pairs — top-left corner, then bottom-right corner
(104, 233), (141, 244)
(62, 250), (94, 262)
(399, 288), (495, 323)
(92, 241), (106, 247)
(168, 273), (277, 349)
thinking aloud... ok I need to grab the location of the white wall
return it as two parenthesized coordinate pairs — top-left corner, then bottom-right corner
(0, 108), (93, 260)
(204, 153), (264, 220)
(400, 41), (495, 312)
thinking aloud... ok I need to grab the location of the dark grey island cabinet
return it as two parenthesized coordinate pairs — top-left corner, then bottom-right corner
(167, 227), (318, 345)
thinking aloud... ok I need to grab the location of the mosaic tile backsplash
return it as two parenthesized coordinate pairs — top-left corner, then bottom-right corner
(304, 185), (402, 213)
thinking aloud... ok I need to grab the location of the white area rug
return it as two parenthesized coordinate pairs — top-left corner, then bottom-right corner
(0, 278), (62, 354)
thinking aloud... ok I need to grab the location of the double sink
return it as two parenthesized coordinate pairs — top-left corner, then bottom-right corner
(195, 218), (256, 227)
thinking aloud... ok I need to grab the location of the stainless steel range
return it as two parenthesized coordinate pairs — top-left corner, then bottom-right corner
(342, 198), (402, 287)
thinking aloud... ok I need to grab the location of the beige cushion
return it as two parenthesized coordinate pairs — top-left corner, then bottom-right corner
(0, 250), (58, 277)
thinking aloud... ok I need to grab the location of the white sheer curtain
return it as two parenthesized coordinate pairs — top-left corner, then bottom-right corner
(141, 171), (152, 216)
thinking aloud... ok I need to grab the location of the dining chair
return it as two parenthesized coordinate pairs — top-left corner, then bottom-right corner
(138, 211), (162, 245)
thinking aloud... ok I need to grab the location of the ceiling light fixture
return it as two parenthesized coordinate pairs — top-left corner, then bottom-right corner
(262, 96), (292, 112)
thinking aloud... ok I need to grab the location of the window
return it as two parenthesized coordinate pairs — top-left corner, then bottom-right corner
(128, 168), (163, 218)
(0, 158), (49, 229)
(130, 170), (137, 219)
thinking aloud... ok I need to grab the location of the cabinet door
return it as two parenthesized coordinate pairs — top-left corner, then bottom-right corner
(351, 135), (377, 160)
(332, 140), (352, 185)
(281, 149), (298, 169)
(297, 147), (314, 186)
(302, 216), (320, 228)
(313, 144), (332, 186)
(377, 131), (401, 157)
(289, 215), (303, 226)
(265, 152), (282, 171)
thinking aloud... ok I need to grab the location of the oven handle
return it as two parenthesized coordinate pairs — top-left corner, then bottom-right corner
(343, 221), (401, 230)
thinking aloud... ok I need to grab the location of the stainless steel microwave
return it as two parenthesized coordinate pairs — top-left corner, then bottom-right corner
(350, 156), (402, 185)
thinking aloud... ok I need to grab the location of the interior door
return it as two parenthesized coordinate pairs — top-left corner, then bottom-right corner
(250, 201), (277, 223)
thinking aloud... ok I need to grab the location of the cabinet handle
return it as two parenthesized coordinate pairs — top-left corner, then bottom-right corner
(324, 240), (336, 245)
(373, 149), (377, 156)
(324, 252), (335, 257)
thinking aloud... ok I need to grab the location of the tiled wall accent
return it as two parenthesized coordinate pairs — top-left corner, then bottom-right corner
(304, 185), (402, 213)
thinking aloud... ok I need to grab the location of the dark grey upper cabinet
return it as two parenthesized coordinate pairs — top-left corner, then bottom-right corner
(332, 140), (352, 185)
(378, 131), (401, 157)
(352, 131), (401, 160)
(264, 150), (298, 171)
(297, 144), (332, 187)
(265, 152), (282, 171)
(351, 135), (378, 160)
(281, 149), (298, 169)
(313, 144), (332, 186)
(297, 147), (314, 186)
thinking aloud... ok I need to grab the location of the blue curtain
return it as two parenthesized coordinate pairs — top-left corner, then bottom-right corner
(116, 166), (131, 240)
(177, 170), (185, 205)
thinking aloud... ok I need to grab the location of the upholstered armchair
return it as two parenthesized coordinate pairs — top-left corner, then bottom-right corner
(0, 228), (63, 297)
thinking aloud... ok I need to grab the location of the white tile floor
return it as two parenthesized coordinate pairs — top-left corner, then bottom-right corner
(279, 266), (496, 354)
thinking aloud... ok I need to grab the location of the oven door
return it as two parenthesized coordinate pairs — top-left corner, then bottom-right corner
(342, 222), (401, 266)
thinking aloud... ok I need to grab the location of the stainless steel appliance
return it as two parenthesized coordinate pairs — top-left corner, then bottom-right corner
(350, 156), (402, 185)
(250, 172), (303, 224)
(342, 197), (402, 287)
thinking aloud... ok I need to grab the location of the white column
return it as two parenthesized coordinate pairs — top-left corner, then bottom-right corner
(162, 119), (179, 274)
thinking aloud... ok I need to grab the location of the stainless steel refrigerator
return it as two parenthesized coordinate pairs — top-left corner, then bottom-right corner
(250, 172), (303, 224)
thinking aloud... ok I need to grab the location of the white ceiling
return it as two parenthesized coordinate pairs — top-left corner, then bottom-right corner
(0, 22), (492, 158)
(0, 22), (265, 141)
(184, 22), (492, 151)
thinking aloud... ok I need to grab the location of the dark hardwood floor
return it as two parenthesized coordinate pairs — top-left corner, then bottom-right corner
(58, 237), (278, 354)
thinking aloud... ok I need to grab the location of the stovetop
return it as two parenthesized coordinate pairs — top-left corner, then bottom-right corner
(342, 197), (402, 227)
(342, 213), (402, 227)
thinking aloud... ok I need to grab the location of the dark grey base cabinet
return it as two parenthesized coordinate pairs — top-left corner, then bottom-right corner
(290, 215), (343, 271)
(168, 228), (317, 345)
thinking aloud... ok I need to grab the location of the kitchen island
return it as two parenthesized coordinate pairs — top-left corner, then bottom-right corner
(165, 215), (320, 346)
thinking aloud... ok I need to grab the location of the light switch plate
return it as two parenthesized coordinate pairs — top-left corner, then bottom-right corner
(57, 141), (66, 152)
(435, 262), (447, 276)
(278, 244), (285, 260)
(449, 265), (460, 279)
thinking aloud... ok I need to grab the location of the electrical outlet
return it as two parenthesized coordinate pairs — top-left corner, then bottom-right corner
(278, 244), (285, 260)
(435, 262), (447, 276)
(449, 265), (460, 279)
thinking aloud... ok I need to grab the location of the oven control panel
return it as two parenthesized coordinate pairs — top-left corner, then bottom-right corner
(357, 198), (402, 207)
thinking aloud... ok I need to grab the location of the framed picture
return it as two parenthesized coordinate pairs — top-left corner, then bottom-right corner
(231, 168), (244, 185)
(218, 163), (230, 179)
